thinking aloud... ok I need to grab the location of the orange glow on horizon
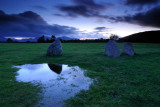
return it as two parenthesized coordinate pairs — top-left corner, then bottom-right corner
(79, 38), (99, 40)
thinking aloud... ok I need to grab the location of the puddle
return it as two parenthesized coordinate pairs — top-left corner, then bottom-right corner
(14, 63), (93, 107)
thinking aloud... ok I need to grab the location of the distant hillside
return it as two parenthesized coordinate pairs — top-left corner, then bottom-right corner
(119, 30), (160, 43)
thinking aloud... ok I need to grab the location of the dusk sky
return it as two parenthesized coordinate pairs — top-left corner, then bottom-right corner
(0, 0), (160, 40)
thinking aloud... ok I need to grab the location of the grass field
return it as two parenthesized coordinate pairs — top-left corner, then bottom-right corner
(0, 43), (160, 107)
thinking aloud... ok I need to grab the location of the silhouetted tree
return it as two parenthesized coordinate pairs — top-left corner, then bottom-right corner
(14, 40), (19, 43)
(100, 38), (103, 40)
(50, 35), (55, 42)
(37, 35), (45, 43)
(26, 41), (31, 43)
(6, 38), (13, 43)
(46, 38), (50, 43)
(110, 34), (119, 40)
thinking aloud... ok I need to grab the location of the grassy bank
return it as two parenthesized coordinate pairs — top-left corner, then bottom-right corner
(0, 43), (160, 107)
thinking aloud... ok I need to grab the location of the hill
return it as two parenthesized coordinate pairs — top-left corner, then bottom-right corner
(119, 30), (160, 43)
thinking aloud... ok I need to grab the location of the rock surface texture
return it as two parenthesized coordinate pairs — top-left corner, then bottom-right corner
(47, 39), (62, 56)
(105, 40), (121, 57)
(123, 42), (134, 56)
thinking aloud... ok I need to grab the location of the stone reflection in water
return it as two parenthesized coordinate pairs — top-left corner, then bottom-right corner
(14, 63), (93, 107)
(48, 63), (62, 74)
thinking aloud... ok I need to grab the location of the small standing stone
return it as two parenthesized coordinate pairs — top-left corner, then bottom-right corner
(123, 42), (134, 56)
(47, 39), (62, 56)
(105, 40), (121, 57)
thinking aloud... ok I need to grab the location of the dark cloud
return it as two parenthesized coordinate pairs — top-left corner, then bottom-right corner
(0, 10), (78, 38)
(112, 7), (160, 28)
(59, 5), (97, 17)
(32, 6), (47, 10)
(94, 27), (107, 31)
(57, 0), (112, 18)
(53, 13), (65, 17)
(72, 0), (106, 10)
(125, 0), (159, 5)
(0, 11), (47, 25)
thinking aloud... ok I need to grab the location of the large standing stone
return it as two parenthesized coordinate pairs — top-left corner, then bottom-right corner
(47, 39), (62, 56)
(105, 40), (121, 57)
(123, 42), (134, 56)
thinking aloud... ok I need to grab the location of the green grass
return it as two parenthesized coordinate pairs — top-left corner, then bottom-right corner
(0, 43), (160, 107)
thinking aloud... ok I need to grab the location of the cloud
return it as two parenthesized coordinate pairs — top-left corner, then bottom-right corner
(125, 0), (159, 5)
(0, 11), (47, 25)
(72, 0), (106, 10)
(57, 0), (112, 18)
(111, 6), (160, 28)
(0, 10), (110, 40)
(32, 6), (47, 10)
(94, 27), (108, 31)
(77, 27), (109, 39)
(0, 10), (79, 38)
(77, 31), (108, 39)
(59, 5), (92, 17)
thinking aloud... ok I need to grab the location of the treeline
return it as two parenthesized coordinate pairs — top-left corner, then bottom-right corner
(3, 35), (110, 43)
(37, 35), (109, 43)
(37, 35), (55, 43)
(62, 38), (109, 43)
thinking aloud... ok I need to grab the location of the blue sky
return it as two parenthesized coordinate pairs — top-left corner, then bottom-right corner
(0, 0), (160, 40)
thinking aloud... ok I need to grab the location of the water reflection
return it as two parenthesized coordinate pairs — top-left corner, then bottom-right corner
(14, 63), (93, 107)
(48, 63), (62, 74)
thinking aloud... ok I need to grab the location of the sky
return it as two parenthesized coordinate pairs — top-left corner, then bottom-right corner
(0, 0), (160, 40)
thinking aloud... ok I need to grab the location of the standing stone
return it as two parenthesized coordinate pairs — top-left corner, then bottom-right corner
(47, 39), (62, 56)
(123, 42), (134, 56)
(105, 40), (121, 57)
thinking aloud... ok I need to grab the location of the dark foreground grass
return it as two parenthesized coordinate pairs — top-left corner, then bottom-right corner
(0, 43), (160, 107)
